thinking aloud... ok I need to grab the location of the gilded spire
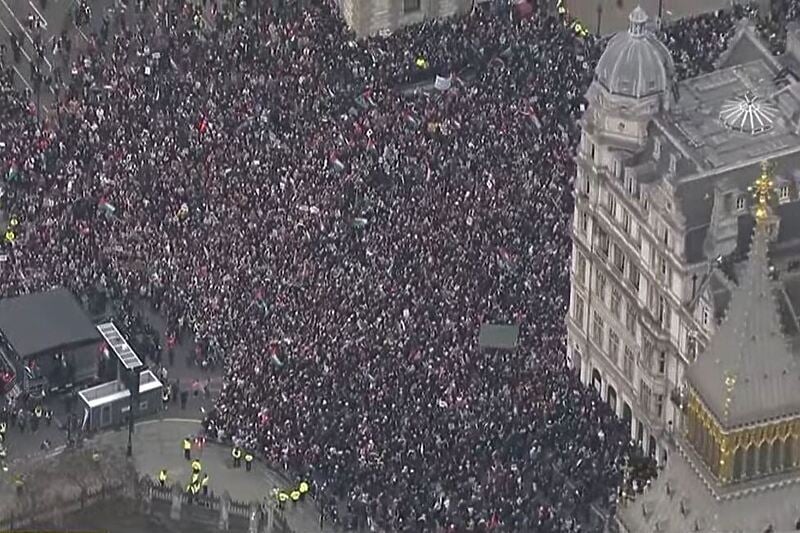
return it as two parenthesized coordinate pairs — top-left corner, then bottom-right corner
(748, 160), (776, 224)
(686, 159), (800, 430)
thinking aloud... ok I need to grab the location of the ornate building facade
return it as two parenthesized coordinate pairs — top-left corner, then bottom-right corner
(335, 0), (471, 37)
(567, 6), (800, 467)
(615, 166), (800, 532)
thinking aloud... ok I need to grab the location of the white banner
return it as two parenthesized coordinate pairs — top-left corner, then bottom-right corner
(434, 75), (452, 92)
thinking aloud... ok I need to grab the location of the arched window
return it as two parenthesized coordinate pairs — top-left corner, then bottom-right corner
(758, 442), (770, 475)
(785, 436), (796, 470)
(733, 447), (744, 481)
(710, 438), (721, 476)
(746, 444), (757, 479)
(687, 411), (697, 444)
(706, 431), (717, 466)
(771, 439), (782, 472)
(697, 425), (707, 458)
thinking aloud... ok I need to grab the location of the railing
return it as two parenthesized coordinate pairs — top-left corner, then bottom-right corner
(0, 479), (126, 531)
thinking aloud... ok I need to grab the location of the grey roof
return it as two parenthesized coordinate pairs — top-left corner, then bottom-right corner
(676, 152), (800, 263)
(618, 439), (800, 533)
(662, 58), (800, 177)
(594, 6), (674, 99)
(0, 288), (100, 358)
(684, 225), (709, 264)
(687, 223), (800, 429)
(478, 324), (519, 350)
(717, 22), (779, 71)
(734, 201), (800, 256)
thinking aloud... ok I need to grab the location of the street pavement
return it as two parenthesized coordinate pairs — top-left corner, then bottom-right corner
(0, 0), (138, 100)
(84, 419), (327, 533)
(565, 0), (750, 35)
(2, 294), (224, 464)
(0, 419), (327, 533)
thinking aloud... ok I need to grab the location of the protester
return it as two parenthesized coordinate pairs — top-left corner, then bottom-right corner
(0, 0), (767, 530)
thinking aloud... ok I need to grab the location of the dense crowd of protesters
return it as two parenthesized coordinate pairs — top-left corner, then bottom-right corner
(0, 0), (784, 530)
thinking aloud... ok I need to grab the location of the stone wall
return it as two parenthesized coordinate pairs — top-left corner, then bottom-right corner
(339, 0), (472, 38)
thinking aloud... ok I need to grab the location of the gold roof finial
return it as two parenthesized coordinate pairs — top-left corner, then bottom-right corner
(748, 160), (775, 224)
(722, 372), (737, 421)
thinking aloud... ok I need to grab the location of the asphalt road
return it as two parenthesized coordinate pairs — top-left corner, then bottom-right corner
(0, 0), (136, 101)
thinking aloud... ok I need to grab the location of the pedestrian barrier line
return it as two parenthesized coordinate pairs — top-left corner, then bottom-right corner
(28, 0), (47, 28)
(0, 0), (53, 71)
(139, 417), (201, 426)
(0, 17), (33, 64)
(12, 66), (33, 92)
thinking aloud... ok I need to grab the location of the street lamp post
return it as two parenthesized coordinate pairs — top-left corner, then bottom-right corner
(596, 3), (603, 35)
(126, 387), (134, 457)
(126, 366), (142, 457)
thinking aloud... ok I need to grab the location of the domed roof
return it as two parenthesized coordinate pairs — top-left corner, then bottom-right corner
(594, 6), (674, 99)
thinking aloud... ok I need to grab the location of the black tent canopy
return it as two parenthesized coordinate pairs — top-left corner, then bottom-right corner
(0, 288), (100, 358)
(478, 324), (520, 351)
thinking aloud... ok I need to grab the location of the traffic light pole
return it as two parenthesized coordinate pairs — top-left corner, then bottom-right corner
(126, 385), (134, 457)
(126, 366), (142, 457)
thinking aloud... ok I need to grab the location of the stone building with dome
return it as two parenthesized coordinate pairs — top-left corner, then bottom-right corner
(566, 4), (800, 468)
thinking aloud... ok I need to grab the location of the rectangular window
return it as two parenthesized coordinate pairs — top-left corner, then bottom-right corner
(648, 281), (658, 310)
(658, 295), (671, 331)
(642, 338), (654, 372)
(403, 0), (421, 13)
(592, 311), (604, 347)
(574, 294), (585, 327)
(596, 227), (610, 258)
(576, 253), (587, 286)
(626, 175), (636, 195)
(591, 143), (596, 162)
(655, 394), (664, 418)
(736, 195), (746, 211)
(610, 287), (621, 319)
(702, 307), (709, 327)
(624, 346), (635, 380)
(686, 332), (697, 361)
(653, 138), (662, 160)
(581, 211), (589, 233)
(584, 175), (591, 196)
(608, 330), (620, 365)
(595, 270), (606, 301)
(629, 264), (640, 291)
(626, 301), (637, 336)
(622, 210), (631, 234)
(780, 185), (790, 201)
(640, 381), (651, 412)
(658, 351), (666, 374)
(662, 226), (670, 247)
(608, 194), (617, 219)
(614, 245), (626, 274)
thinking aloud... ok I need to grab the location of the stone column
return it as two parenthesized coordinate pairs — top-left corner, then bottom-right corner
(265, 503), (274, 532)
(170, 482), (183, 521)
(218, 490), (231, 531)
(141, 477), (153, 515)
(248, 502), (261, 533)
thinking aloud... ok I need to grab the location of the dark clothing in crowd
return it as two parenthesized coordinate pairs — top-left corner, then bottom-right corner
(0, 0), (774, 530)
